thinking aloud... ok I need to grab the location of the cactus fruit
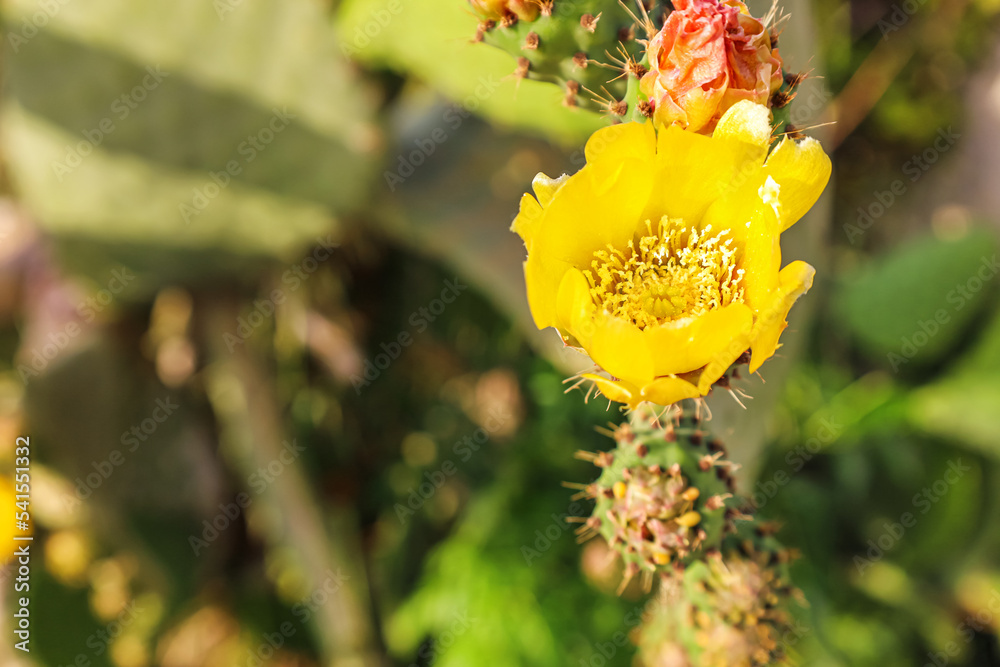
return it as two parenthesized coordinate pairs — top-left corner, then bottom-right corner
(574, 406), (740, 588)
(468, 0), (669, 115)
(634, 523), (804, 667)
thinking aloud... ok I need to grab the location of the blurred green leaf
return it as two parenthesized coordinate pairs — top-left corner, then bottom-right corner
(909, 305), (1000, 457)
(833, 228), (999, 369)
(386, 486), (562, 667)
(910, 377), (1000, 458)
(1, 0), (380, 279)
(34, 570), (113, 667)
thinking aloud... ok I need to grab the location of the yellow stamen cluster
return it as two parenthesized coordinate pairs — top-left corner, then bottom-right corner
(586, 218), (744, 329)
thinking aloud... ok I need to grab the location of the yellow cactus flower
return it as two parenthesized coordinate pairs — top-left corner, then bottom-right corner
(511, 101), (830, 408)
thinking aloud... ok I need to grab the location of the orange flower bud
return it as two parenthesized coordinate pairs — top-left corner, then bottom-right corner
(640, 0), (783, 134)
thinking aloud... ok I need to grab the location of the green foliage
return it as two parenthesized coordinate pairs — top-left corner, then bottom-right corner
(909, 307), (1000, 458)
(832, 229), (999, 369)
(2, 0), (379, 284)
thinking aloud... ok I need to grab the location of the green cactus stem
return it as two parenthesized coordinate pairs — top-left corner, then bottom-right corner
(469, 0), (668, 116)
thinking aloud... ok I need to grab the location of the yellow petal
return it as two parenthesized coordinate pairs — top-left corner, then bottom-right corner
(555, 268), (596, 347)
(738, 191), (782, 315)
(511, 173), (571, 252)
(511, 192), (543, 252)
(524, 252), (572, 330)
(644, 129), (719, 224)
(763, 136), (832, 233)
(643, 101), (770, 225)
(699, 176), (753, 243)
(714, 100), (773, 152)
(589, 315), (655, 388)
(519, 124), (657, 329)
(749, 261), (816, 373)
(643, 304), (754, 376)
(639, 376), (702, 406)
(585, 121), (657, 167)
(582, 374), (640, 407)
(524, 167), (651, 329)
(534, 159), (654, 272)
(532, 172), (569, 208)
(699, 107), (829, 245)
(696, 322), (754, 394)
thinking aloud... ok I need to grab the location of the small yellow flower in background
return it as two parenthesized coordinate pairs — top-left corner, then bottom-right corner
(0, 478), (25, 563)
(511, 101), (831, 408)
(468, 0), (539, 22)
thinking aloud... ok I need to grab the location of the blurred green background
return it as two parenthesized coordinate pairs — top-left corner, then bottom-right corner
(2, 0), (1000, 665)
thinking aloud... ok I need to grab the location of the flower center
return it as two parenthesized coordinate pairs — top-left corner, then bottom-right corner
(586, 217), (744, 329)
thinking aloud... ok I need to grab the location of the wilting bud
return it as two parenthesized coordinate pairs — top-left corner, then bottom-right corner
(576, 406), (737, 587)
(640, 0), (783, 134)
(468, 0), (540, 23)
